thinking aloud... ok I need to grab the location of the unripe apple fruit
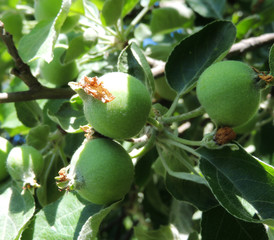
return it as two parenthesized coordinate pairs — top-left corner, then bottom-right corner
(1, 11), (23, 41)
(196, 61), (261, 127)
(71, 72), (152, 139)
(57, 138), (134, 205)
(39, 47), (78, 87)
(6, 145), (44, 189)
(0, 137), (13, 182)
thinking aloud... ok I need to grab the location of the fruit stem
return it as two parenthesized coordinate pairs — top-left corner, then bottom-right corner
(84, 8), (118, 38)
(147, 116), (164, 131)
(59, 148), (69, 166)
(129, 129), (156, 158)
(163, 129), (203, 146)
(161, 106), (205, 124)
(156, 144), (205, 182)
(124, 6), (150, 38)
(158, 137), (201, 158)
(164, 93), (180, 117)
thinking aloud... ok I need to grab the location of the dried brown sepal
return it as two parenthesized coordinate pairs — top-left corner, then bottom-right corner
(80, 125), (94, 140)
(56, 167), (69, 182)
(79, 76), (115, 103)
(214, 127), (236, 145)
(252, 67), (274, 84)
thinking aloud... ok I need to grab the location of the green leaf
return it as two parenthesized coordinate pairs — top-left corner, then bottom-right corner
(70, 0), (85, 14)
(254, 121), (274, 158)
(118, 42), (155, 98)
(134, 224), (181, 240)
(186, 0), (226, 19)
(64, 30), (98, 63)
(18, 0), (71, 63)
(198, 144), (274, 226)
(169, 200), (197, 235)
(165, 20), (236, 95)
(268, 226), (274, 240)
(26, 125), (50, 150)
(15, 101), (43, 128)
(29, 192), (102, 239)
(78, 200), (121, 239)
(0, 103), (29, 136)
(150, 7), (194, 35)
(166, 174), (218, 211)
(0, 180), (35, 240)
(269, 44), (274, 76)
(47, 100), (86, 133)
(36, 153), (65, 207)
(101, 0), (124, 26)
(201, 206), (268, 240)
(135, 147), (158, 189)
(236, 15), (261, 39)
(122, 0), (139, 17)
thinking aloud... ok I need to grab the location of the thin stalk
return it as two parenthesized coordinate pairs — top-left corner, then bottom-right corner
(164, 93), (181, 117)
(163, 129), (203, 146)
(84, 9), (117, 37)
(158, 141), (200, 175)
(156, 144), (204, 183)
(170, 148), (200, 175)
(159, 138), (201, 158)
(59, 148), (69, 166)
(42, 152), (57, 186)
(130, 129), (156, 158)
(124, 6), (150, 37)
(162, 106), (205, 124)
(147, 116), (164, 131)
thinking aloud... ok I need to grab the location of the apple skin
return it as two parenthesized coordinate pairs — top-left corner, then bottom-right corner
(80, 72), (152, 139)
(1, 11), (23, 41)
(68, 138), (134, 205)
(6, 145), (44, 187)
(196, 61), (261, 127)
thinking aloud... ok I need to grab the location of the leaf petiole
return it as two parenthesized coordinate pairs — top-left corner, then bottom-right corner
(162, 106), (205, 124)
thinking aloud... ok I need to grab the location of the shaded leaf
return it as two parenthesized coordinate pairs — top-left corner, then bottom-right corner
(134, 224), (181, 240)
(30, 192), (102, 239)
(0, 103), (29, 136)
(64, 30), (98, 63)
(166, 174), (218, 211)
(201, 206), (268, 240)
(135, 147), (158, 189)
(186, 0), (225, 19)
(15, 101), (43, 128)
(150, 7), (193, 35)
(36, 153), (65, 207)
(18, 0), (71, 63)
(26, 124), (50, 150)
(269, 44), (274, 76)
(198, 144), (274, 226)
(236, 15), (261, 39)
(165, 20), (236, 95)
(118, 42), (155, 98)
(78, 201), (121, 239)
(0, 180), (35, 240)
(169, 200), (197, 235)
(47, 101), (86, 133)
